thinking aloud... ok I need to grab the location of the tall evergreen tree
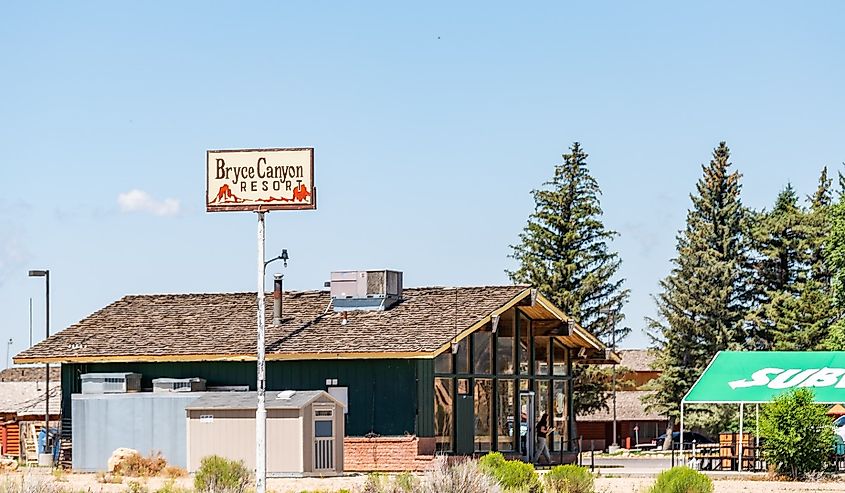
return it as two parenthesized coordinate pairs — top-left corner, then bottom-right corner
(646, 142), (750, 430)
(747, 185), (807, 349)
(808, 167), (833, 283)
(509, 142), (629, 414)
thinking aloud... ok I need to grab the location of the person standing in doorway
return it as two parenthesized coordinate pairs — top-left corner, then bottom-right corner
(533, 413), (551, 464)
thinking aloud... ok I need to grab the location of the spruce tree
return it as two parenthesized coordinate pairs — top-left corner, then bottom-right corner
(745, 169), (837, 351)
(747, 185), (807, 349)
(646, 142), (750, 432)
(508, 142), (629, 414)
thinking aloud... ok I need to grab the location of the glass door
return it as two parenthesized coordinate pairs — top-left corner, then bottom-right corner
(519, 391), (535, 461)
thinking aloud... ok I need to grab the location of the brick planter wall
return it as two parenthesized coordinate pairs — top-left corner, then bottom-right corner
(343, 436), (434, 472)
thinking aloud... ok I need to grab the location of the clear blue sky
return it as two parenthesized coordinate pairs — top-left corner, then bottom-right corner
(2, 1), (844, 363)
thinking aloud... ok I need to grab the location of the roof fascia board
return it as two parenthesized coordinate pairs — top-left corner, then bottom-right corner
(535, 294), (605, 351)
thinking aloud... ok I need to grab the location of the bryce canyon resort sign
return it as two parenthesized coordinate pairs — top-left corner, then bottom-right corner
(206, 148), (316, 212)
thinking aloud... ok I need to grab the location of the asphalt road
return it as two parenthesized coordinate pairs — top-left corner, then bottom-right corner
(581, 456), (675, 472)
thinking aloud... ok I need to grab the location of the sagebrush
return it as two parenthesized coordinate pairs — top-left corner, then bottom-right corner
(193, 455), (252, 493)
(478, 452), (540, 492)
(422, 456), (501, 493)
(647, 466), (712, 493)
(543, 465), (594, 493)
(362, 472), (419, 493)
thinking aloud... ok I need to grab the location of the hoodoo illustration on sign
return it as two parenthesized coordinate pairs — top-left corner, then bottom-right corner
(206, 148), (315, 212)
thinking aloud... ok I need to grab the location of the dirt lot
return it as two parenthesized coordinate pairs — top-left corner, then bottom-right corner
(6, 470), (845, 493)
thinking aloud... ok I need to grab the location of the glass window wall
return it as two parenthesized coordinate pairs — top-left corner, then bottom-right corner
(432, 307), (577, 455)
(553, 341), (568, 376)
(497, 379), (516, 451)
(474, 379), (493, 451)
(473, 328), (492, 374)
(551, 380), (568, 452)
(497, 313), (515, 374)
(456, 339), (470, 374)
(435, 351), (452, 374)
(535, 336), (550, 375)
(519, 315), (531, 375)
(434, 378), (453, 452)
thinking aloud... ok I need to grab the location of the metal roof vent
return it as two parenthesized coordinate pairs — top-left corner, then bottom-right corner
(330, 269), (403, 312)
(277, 390), (297, 400)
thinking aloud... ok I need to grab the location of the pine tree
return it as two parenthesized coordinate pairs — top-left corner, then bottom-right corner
(646, 142), (750, 431)
(508, 142), (629, 414)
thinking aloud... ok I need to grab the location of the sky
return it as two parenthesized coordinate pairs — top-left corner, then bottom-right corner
(1, 2), (844, 364)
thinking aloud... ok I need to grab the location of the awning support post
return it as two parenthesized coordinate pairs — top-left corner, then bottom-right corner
(680, 401), (685, 460)
(755, 403), (760, 469)
(738, 403), (744, 472)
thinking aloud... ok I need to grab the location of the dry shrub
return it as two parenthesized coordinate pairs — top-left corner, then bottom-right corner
(0, 475), (67, 493)
(361, 472), (420, 493)
(422, 456), (501, 493)
(125, 480), (149, 493)
(163, 466), (188, 479)
(97, 472), (125, 484)
(154, 479), (193, 493)
(50, 469), (68, 483)
(115, 452), (167, 477)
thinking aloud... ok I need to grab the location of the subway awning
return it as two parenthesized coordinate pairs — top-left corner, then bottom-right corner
(683, 351), (845, 404)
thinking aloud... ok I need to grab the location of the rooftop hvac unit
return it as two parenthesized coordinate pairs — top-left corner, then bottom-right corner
(80, 373), (142, 394)
(152, 377), (207, 393)
(330, 269), (403, 311)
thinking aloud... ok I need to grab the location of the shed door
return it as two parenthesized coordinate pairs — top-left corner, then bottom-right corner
(313, 406), (335, 471)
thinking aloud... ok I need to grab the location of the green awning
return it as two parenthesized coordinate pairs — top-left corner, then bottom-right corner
(684, 351), (845, 404)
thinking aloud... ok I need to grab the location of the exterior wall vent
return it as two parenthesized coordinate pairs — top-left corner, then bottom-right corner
(330, 270), (403, 311)
(80, 373), (142, 394)
(152, 377), (207, 393)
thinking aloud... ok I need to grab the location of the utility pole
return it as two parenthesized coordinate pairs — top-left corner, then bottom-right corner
(5, 339), (11, 369)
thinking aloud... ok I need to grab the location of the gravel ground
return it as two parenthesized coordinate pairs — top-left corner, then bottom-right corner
(595, 477), (845, 493)
(6, 470), (845, 493)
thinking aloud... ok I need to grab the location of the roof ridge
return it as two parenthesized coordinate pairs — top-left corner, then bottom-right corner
(119, 284), (527, 298)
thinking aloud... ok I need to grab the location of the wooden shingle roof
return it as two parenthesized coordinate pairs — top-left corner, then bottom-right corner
(15, 286), (538, 364)
(577, 391), (664, 422)
(618, 349), (656, 372)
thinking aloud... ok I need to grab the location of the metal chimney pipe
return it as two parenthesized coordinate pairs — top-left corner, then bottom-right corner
(273, 274), (283, 325)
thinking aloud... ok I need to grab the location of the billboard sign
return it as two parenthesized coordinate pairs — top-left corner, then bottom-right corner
(206, 147), (315, 212)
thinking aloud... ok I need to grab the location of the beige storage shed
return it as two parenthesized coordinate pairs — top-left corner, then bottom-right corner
(186, 390), (344, 477)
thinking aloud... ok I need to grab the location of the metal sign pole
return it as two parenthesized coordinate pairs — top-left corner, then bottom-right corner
(256, 211), (267, 493)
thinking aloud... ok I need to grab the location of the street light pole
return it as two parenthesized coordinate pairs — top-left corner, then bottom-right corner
(5, 339), (11, 369)
(255, 213), (266, 493)
(611, 317), (617, 448)
(29, 269), (50, 453)
(600, 308), (618, 449)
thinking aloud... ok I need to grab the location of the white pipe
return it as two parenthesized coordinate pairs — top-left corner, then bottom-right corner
(738, 403), (744, 472)
(256, 212), (267, 493)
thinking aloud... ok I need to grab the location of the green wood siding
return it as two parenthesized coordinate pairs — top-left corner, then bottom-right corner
(416, 359), (434, 437)
(61, 359), (419, 437)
